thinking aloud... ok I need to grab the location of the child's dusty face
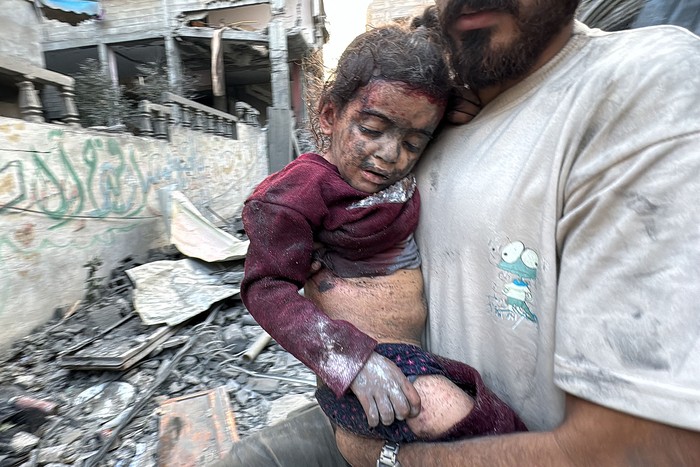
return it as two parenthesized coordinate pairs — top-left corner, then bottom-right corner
(320, 80), (445, 193)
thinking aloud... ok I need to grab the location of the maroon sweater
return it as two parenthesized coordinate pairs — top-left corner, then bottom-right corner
(241, 153), (420, 396)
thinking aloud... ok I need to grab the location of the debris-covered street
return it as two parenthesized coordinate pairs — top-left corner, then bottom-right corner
(0, 246), (317, 466)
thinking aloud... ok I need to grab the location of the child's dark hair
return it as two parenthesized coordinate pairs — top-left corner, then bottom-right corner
(310, 22), (451, 152)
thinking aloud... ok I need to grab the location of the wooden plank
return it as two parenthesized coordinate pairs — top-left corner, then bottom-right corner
(158, 387), (239, 466)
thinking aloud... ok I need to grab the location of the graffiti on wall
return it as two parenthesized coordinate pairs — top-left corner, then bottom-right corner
(0, 124), (266, 253)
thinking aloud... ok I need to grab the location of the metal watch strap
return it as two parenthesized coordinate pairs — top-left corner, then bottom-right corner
(376, 441), (400, 467)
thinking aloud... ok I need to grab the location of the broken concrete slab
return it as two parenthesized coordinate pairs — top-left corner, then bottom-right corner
(169, 191), (249, 263)
(0, 247), (316, 465)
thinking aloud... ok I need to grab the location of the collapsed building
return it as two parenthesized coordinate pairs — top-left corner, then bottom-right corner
(0, 1), (326, 464)
(0, 0), (328, 350)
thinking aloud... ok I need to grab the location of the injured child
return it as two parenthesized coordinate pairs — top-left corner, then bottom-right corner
(240, 23), (527, 443)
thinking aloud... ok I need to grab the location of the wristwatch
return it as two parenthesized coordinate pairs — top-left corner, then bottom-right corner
(376, 441), (401, 467)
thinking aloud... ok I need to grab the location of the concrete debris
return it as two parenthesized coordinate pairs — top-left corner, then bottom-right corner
(11, 396), (59, 415)
(10, 431), (40, 454)
(127, 258), (241, 326)
(59, 315), (179, 371)
(73, 382), (136, 421)
(0, 247), (315, 466)
(169, 190), (249, 262)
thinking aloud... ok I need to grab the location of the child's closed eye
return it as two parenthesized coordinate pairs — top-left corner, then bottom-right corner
(359, 125), (382, 136)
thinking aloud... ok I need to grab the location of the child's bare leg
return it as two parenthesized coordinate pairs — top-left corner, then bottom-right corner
(406, 374), (474, 440)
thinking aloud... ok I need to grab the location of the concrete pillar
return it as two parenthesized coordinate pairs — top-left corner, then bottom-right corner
(60, 83), (80, 126)
(98, 42), (119, 89)
(162, 0), (184, 96)
(17, 81), (44, 123)
(165, 36), (183, 95)
(98, 42), (120, 125)
(267, 0), (293, 173)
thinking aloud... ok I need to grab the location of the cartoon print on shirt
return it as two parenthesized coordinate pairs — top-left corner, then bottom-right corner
(490, 241), (539, 329)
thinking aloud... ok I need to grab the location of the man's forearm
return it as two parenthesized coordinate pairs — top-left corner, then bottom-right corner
(398, 431), (568, 467)
(336, 429), (568, 467)
(337, 396), (700, 466)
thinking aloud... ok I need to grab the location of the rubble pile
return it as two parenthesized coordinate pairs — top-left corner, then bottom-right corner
(0, 247), (316, 466)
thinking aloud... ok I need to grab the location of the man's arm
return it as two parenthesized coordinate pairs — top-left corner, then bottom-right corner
(336, 395), (700, 466)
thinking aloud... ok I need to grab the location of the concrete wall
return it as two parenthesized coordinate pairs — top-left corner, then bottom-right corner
(0, 118), (268, 350)
(42, 0), (275, 47)
(42, 0), (166, 47)
(215, 0), (316, 36)
(0, 0), (44, 68)
(366, 0), (433, 26)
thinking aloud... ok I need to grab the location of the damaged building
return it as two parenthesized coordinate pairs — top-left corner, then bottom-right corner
(37, 0), (328, 171)
(0, 0), (328, 464)
(0, 0), (328, 352)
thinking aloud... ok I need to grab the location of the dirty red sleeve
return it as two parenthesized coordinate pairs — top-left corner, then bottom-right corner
(241, 198), (377, 397)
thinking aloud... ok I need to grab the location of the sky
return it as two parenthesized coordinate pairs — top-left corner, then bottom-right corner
(322, 0), (373, 71)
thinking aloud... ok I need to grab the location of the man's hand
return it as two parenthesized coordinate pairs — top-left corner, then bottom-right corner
(445, 85), (481, 125)
(350, 351), (421, 427)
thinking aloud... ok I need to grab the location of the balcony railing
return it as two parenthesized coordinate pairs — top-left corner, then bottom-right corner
(0, 56), (79, 126)
(136, 93), (261, 141)
(0, 56), (260, 141)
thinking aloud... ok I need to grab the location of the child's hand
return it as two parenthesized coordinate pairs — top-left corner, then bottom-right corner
(350, 352), (421, 427)
(446, 86), (481, 125)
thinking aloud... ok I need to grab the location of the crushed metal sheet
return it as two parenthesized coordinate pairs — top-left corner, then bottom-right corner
(170, 191), (249, 262)
(59, 315), (179, 370)
(127, 259), (240, 326)
(158, 386), (239, 466)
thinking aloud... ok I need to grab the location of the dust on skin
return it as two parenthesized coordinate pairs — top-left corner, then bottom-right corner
(310, 273), (477, 440)
(322, 80), (445, 194)
(309, 81), (442, 348)
(314, 319), (362, 387)
(305, 267), (427, 346)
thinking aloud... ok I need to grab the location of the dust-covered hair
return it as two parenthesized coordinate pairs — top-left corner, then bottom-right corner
(308, 22), (451, 152)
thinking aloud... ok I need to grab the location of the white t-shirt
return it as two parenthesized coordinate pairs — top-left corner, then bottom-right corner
(415, 22), (700, 432)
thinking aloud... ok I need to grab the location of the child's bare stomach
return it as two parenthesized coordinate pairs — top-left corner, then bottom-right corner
(304, 267), (427, 346)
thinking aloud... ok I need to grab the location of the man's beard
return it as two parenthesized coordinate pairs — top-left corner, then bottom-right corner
(440, 0), (576, 90)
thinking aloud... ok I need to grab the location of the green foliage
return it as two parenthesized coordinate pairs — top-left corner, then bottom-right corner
(73, 58), (127, 127)
(72, 58), (199, 129)
(128, 60), (199, 104)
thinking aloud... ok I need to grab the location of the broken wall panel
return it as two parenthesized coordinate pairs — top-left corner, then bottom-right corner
(158, 386), (239, 466)
(59, 315), (179, 371)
